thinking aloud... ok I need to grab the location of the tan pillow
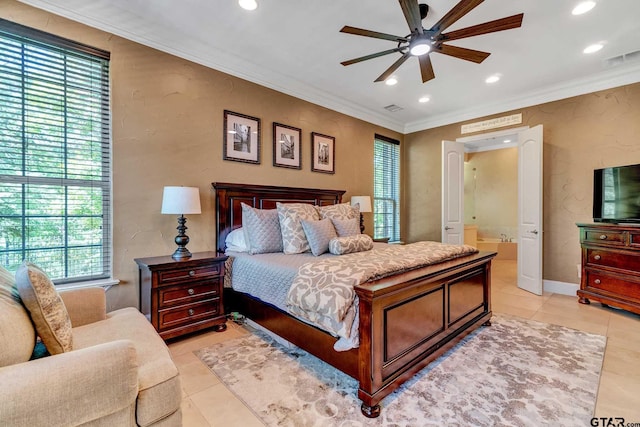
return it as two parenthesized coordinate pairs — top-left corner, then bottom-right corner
(0, 266), (36, 366)
(16, 262), (73, 354)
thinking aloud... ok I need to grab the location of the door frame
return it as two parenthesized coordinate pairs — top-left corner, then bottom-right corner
(448, 126), (543, 293)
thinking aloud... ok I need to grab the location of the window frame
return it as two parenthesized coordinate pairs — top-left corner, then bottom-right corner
(0, 19), (113, 286)
(373, 134), (400, 242)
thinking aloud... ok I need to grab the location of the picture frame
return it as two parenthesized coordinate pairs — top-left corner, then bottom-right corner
(223, 110), (261, 164)
(311, 132), (335, 174)
(272, 122), (302, 169)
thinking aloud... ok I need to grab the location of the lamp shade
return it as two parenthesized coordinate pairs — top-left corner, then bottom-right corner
(350, 196), (372, 213)
(161, 186), (202, 215)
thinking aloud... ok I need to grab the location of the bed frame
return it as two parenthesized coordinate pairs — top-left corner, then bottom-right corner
(213, 182), (495, 418)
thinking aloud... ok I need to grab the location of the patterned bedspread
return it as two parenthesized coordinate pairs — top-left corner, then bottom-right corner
(285, 241), (479, 345)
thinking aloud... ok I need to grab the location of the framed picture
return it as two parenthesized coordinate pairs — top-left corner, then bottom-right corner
(273, 123), (302, 169)
(223, 110), (261, 164)
(311, 132), (335, 174)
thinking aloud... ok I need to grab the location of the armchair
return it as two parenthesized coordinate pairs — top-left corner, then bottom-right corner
(0, 280), (182, 426)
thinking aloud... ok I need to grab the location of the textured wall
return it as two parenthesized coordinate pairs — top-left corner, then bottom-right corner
(2, 1), (402, 310)
(404, 84), (640, 284)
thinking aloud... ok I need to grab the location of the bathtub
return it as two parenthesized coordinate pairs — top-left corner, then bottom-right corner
(476, 238), (517, 260)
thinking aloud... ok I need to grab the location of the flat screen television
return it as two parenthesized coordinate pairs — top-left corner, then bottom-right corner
(593, 163), (640, 223)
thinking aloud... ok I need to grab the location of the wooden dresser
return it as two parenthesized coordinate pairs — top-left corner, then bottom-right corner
(135, 251), (228, 340)
(577, 223), (640, 315)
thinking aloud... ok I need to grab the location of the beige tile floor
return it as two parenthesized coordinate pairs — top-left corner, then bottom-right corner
(168, 260), (640, 426)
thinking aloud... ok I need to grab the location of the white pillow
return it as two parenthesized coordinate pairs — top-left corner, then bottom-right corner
(225, 227), (248, 252)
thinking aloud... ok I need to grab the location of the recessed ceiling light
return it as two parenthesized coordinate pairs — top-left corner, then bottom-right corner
(485, 74), (501, 84)
(418, 96), (430, 103)
(572, 1), (596, 15)
(503, 139), (511, 143)
(385, 76), (398, 86)
(583, 43), (603, 54)
(238, 0), (258, 11)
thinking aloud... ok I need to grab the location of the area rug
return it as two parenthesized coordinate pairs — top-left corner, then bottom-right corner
(195, 314), (606, 426)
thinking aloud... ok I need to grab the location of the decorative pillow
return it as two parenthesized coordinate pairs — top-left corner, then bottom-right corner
(15, 262), (73, 355)
(225, 227), (248, 253)
(316, 202), (359, 221)
(276, 202), (320, 254)
(0, 265), (36, 367)
(241, 203), (283, 254)
(331, 217), (361, 237)
(301, 218), (337, 256)
(329, 234), (374, 255)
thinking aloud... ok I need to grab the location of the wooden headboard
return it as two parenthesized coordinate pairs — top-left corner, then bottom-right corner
(212, 182), (346, 253)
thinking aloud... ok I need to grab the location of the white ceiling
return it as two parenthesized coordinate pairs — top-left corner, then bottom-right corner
(18, 0), (640, 134)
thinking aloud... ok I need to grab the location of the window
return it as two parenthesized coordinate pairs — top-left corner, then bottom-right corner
(0, 19), (111, 284)
(373, 134), (400, 242)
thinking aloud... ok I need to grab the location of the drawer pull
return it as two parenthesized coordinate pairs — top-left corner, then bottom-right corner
(594, 279), (601, 285)
(594, 255), (601, 261)
(188, 270), (195, 277)
(599, 234), (607, 240)
(188, 288), (195, 295)
(188, 309), (195, 316)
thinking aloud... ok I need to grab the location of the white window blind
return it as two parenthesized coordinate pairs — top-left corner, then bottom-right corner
(0, 19), (111, 284)
(373, 134), (400, 242)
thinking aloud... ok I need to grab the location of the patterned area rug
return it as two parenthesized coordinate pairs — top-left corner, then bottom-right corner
(195, 315), (606, 426)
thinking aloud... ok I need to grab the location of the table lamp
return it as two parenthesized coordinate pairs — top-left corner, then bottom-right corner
(161, 186), (202, 260)
(350, 196), (372, 233)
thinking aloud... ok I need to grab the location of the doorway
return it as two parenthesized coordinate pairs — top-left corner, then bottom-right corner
(442, 125), (543, 295)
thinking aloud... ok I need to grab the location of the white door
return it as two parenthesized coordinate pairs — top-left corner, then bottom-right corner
(442, 140), (465, 244)
(517, 125), (543, 295)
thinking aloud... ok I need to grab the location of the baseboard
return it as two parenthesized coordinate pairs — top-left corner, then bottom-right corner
(543, 280), (579, 296)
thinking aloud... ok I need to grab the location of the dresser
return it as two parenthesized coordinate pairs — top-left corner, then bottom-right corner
(577, 223), (640, 315)
(135, 251), (228, 340)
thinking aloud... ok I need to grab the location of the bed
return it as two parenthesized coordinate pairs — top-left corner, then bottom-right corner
(213, 182), (496, 418)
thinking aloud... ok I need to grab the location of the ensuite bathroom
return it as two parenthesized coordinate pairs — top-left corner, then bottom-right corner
(463, 145), (518, 262)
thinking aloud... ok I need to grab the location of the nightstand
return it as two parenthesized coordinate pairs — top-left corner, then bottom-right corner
(135, 251), (228, 340)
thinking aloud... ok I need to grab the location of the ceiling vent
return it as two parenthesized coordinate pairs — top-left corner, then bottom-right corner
(603, 50), (640, 68)
(384, 104), (404, 112)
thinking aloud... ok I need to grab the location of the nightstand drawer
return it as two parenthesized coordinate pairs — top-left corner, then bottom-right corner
(158, 264), (221, 284)
(158, 298), (221, 331)
(584, 270), (640, 302)
(585, 248), (640, 272)
(158, 279), (221, 308)
(582, 229), (626, 246)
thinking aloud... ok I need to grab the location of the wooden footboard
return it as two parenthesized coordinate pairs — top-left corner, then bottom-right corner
(355, 251), (493, 416)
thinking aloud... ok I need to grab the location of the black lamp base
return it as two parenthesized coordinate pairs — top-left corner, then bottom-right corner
(172, 215), (192, 260)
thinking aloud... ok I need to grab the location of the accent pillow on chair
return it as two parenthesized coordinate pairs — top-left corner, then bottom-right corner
(0, 266), (36, 367)
(15, 262), (73, 355)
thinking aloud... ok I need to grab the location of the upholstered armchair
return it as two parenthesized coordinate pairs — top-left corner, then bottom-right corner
(0, 264), (182, 426)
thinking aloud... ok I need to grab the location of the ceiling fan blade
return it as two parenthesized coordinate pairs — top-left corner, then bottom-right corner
(340, 26), (407, 42)
(440, 13), (524, 41)
(419, 54), (435, 82)
(341, 48), (404, 66)
(374, 52), (411, 82)
(431, 0), (484, 36)
(436, 44), (491, 63)
(398, 0), (424, 34)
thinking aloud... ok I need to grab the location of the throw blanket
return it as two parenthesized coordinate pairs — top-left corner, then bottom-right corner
(286, 241), (479, 345)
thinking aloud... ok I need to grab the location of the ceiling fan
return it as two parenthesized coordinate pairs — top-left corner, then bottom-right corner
(339, 0), (524, 83)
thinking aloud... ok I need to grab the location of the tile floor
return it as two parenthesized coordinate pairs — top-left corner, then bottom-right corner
(168, 260), (640, 426)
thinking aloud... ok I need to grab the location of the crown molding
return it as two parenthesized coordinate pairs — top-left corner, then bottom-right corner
(403, 62), (640, 134)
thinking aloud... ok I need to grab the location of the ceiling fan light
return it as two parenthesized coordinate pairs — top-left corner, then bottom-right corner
(572, 1), (596, 15)
(238, 0), (258, 11)
(410, 41), (431, 56)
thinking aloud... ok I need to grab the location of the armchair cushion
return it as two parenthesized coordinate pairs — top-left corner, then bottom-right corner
(0, 266), (36, 367)
(15, 262), (73, 354)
